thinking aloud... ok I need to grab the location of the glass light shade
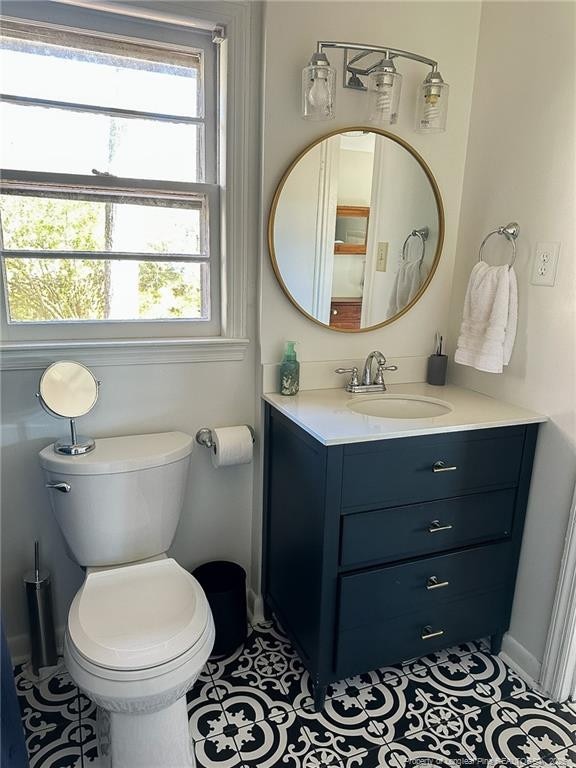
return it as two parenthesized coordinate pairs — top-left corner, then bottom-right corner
(415, 73), (449, 133)
(302, 55), (336, 121)
(367, 65), (402, 125)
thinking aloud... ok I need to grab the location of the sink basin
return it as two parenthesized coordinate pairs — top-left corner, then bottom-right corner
(347, 394), (453, 420)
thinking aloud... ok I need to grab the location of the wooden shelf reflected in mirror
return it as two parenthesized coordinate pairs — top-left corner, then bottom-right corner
(334, 206), (370, 255)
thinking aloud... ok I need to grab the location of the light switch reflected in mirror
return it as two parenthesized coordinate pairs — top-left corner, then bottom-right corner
(268, 127), (444, 332)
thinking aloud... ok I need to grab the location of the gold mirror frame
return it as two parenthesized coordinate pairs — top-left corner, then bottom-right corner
(268, 126), (445, 333)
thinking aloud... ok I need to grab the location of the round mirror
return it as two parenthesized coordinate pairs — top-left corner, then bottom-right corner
(268, 127), (444, 332)
(39, 361), (99, 418)
(37, 361), (100, 455)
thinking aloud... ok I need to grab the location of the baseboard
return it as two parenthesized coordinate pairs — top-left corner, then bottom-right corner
(247, 589), (265, 625)
(7, 633), (30, 665)
(500, 632), (542, 692)
(8, 626), (64, 666)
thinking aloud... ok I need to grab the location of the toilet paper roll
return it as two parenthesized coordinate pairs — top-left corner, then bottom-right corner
(211, 426), (253, 468)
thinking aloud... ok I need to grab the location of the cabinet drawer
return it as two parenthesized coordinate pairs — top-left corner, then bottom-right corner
(330, 300), (362, 330)
(341, 428), (524, 511)
(336, 589), (508, 679)
(339, 542), (511, 630)
(340, 489), (515, 567)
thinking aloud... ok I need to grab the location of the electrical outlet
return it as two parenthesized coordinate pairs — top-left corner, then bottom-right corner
(376, 242), (388, 272)
(531, 242), (560, 286)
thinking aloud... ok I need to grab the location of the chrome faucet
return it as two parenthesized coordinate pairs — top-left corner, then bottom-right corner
(335, 350), (398, 393)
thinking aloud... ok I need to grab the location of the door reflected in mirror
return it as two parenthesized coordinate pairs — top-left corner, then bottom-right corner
(269, 128), (444, 332)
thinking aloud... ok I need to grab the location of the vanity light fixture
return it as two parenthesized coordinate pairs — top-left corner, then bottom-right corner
(302, 41), (449, 133)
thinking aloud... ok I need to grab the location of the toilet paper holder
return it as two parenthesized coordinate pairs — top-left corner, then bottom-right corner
(195, 426), (255, 450)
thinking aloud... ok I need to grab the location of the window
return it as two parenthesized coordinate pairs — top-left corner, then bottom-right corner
(0, 19), (220, 330)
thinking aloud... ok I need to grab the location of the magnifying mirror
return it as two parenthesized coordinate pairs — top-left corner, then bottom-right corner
(37, 361), (100, 455)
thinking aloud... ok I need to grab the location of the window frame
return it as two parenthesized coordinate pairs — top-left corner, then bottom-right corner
(0, 1), (255, 367)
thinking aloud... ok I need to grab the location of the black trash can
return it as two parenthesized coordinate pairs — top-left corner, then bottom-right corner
(192, 561), (247, 657)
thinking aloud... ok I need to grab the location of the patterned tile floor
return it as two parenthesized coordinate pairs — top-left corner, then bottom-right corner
(14, 618), (576, 768)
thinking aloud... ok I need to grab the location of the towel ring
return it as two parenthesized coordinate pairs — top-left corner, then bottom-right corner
(401, 227), (429, 267)
(478, 222), (519, 269)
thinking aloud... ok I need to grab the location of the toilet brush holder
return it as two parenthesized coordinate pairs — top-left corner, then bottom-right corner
(24, 542), (57, 675)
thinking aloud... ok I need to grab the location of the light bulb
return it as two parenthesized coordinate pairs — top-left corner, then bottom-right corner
(302, 52), (335, 121)
(422, 93), (441, 124)
(309, 74), (331, 111)
(374, 84), (392, 118)
(415, 70), (449, 133)
(367, 61), (402, 125)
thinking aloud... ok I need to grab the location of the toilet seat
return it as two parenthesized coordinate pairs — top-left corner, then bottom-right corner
(68, 558), (209, 671)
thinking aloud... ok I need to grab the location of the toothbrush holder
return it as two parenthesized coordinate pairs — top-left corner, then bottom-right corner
(426, 354), (448, 386)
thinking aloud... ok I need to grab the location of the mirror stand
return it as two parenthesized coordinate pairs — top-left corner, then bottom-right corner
(36, 360), (100, 456)
(54, 418), (95, 456)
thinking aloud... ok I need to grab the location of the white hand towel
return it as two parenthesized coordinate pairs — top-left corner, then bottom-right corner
(387, 261), (422, 317)
(454, 262), (518, 373)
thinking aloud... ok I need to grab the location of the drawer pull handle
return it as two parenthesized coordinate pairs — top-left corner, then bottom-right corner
(428, 520), (453, 533)
(421, 625), (445, 640)
(433, 461), (458, 473)
(426, 576), (450, 590)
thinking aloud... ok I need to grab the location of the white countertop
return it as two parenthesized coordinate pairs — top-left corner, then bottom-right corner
(263, 383), (546, 446)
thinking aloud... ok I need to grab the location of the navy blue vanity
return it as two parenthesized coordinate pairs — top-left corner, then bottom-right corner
(262, 400), (540, 710)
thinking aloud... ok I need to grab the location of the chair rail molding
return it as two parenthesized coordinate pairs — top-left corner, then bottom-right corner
(540, 485), (576, 701)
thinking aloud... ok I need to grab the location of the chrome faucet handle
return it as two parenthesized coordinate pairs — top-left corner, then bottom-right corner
(335, 367), (360, 388)
(375, 361), (398, 384)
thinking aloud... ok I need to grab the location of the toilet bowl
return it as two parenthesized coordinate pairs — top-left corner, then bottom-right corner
(39, 432), (215, 768)
(65, 558), (214, 767)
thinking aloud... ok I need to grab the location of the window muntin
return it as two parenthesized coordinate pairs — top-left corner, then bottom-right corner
(0, 22), (218, 330)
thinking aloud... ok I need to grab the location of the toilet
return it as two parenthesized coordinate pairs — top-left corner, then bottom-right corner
(39, 432), (215, 768)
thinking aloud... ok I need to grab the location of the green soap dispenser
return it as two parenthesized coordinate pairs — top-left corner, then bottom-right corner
(279, 341), (300, 396)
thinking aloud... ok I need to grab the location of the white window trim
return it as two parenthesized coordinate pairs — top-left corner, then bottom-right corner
(0, 1), (258, 370)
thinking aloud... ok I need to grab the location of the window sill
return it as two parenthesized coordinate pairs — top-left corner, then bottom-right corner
(0, 336), (250, 370)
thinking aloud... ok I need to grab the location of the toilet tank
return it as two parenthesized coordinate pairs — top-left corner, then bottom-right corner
(39, 432), (194, 567)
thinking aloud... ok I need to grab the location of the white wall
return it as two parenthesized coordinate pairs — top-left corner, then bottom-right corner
(260, 0), (482, 366)
(447, 1), (576, 675)
(337, 149), (373, 206)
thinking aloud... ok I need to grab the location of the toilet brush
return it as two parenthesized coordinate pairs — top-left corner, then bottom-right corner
(24, 541), (57, 675)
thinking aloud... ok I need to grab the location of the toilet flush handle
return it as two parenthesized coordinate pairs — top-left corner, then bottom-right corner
(45, 482), (71, 493)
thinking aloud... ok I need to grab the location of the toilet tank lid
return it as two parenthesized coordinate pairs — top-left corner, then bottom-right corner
(39, 431), (194, 475)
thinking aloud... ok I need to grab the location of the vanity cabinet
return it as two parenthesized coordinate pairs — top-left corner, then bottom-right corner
(262, 403), (539, 710)
(330, 298), (362, 330)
